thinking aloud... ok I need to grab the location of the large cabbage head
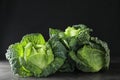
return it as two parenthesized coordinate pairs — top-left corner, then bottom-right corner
(6, 33), (67, 77)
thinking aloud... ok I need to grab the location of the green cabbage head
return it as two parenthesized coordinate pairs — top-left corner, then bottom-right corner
(6, 33), (67, 77)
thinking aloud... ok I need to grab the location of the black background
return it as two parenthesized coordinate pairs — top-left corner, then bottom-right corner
(0, 0), (119, 60)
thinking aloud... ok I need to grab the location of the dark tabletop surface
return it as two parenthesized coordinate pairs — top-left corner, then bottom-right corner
(0, 59), (120, 80)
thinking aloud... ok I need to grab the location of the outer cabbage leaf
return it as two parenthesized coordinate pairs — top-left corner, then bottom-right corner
(6, 43), (32, 77)
(90, 37), (110, 69)
(49, 29), (75, 72)
(59, 56), (75, 72)
(39, 36), (67, 76)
